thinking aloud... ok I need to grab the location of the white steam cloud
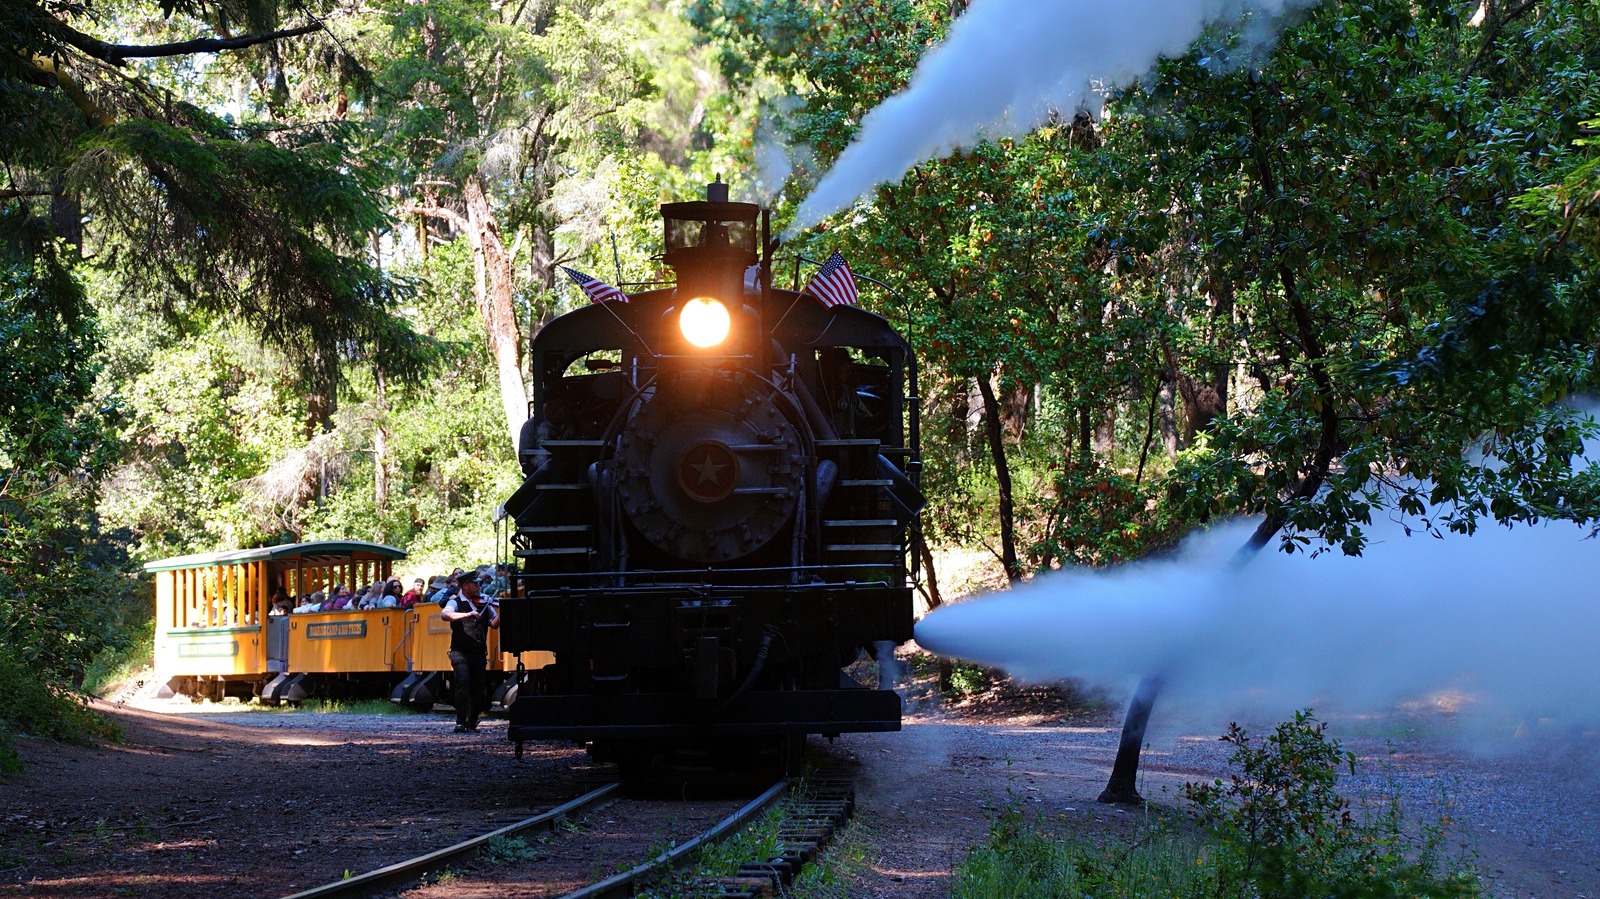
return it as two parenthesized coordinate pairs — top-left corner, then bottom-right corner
(789, 0), (1312, 235)
(748, 97), (811, 207)
(916, 517), (1600, 731)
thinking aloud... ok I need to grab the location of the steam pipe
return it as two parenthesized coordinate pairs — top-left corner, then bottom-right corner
(707, 627), (778, 719)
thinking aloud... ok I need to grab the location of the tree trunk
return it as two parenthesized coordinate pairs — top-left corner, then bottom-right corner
(50, 179), (82, 251)
(917, 531), (955, 691)
(1093, 405), (1117, 456)
(462, 176), (528, 452)
(1098, 674), (1163, 804)
(976, 372), (1022, 583)
(1135, 378), (1161, 484)
(1000, 378), (1030, 442)
(1101, 291), (1335, 805)
(947, 380), (971, 464)
(917, 531), (943, 612)
(1159, 380), (1178, 457)
(373, 367), (389, 539)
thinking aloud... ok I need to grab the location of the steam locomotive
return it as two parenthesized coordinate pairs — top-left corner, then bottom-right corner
(498, 182), (922, 775)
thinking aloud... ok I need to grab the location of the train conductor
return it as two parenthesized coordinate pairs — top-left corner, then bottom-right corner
(439, 575), (500, 732)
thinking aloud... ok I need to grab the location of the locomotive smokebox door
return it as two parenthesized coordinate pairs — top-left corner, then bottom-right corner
(616, 370), (805, 564)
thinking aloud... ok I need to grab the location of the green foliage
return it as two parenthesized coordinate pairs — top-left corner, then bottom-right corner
(699, 0), (1600, 564)
(1, 239), (137, 760)
(294, 698), (406, 715)
(950, 713), (1480, 898)
(1024, 459), (1176, 570)
(944, 661), (988, 698)
(81, 607), (154, 697)
(683, 803), (786, 881)
(1124, 0), (1600, 552)
(80, 113), (434, 393)
(1184, 713), (1481, 898)
(480, 835), (543, 865)
(0, 236), (111, 473)
(954, 807), (1212, 898)
(0, 642), (121, 776)
(97, 321), (300, 556)
(787, 819), (873, 898)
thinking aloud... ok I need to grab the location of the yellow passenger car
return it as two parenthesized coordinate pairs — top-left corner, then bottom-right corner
(147, 540), (551, 708)
(148, 541), (406, 701)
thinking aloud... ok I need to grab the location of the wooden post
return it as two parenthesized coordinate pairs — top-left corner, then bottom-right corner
(256, 561), (268, 625)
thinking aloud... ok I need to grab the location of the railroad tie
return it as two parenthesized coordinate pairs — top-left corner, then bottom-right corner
(680, 772), (855, 898)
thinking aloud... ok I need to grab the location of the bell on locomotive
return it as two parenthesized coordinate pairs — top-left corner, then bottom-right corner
(498, 179), (922, 777)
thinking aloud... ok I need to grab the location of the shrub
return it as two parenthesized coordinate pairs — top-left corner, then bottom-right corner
(1185, 710), (1481, 898)
(0, 643), (119, 776)
(949, 711), (1483, 898)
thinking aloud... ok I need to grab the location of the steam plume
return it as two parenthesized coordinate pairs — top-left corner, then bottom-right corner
(916, 517), (1600, 731)
(789, 0), (1311, 235)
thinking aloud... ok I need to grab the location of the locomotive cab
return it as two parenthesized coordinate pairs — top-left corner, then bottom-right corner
(501, 181), (920, 777)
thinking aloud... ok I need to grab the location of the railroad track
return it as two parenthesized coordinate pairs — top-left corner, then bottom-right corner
(282, 771), (855, 899)
(281, 783), (622, 899)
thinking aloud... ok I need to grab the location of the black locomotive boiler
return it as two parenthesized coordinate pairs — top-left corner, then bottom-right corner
(498, 182), (922, 774)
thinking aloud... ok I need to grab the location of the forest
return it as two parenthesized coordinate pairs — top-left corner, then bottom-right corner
(3, 0), (1599, 766)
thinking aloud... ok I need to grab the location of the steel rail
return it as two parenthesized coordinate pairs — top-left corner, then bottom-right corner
(280, 782), (622, 899)
(557, 778), (791, 899)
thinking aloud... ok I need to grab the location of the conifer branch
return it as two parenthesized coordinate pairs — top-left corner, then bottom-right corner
(55, 22), (321, 66)
(18, 54), (113, 126)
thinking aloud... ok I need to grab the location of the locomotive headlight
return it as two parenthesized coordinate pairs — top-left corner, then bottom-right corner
(679, 296), (731, 348)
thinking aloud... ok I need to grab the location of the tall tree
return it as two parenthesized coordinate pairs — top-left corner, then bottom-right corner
(3, 0), (432, 407)
(363, 0), (666, 450)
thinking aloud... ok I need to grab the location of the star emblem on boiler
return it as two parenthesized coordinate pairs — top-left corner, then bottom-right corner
(691, 453), (727, 485)
(678, 441), (738, 502)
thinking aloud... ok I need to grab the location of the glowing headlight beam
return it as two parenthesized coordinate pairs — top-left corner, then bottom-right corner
(680, 297), (731, 348)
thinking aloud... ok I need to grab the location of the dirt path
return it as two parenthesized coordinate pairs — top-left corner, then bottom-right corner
(0, 701), (599, 898)
(823, 695), (1600, 898)
(2, 693), (1595, 898)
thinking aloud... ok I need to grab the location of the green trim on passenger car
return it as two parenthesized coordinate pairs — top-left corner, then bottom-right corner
(143, 540), (407, 572)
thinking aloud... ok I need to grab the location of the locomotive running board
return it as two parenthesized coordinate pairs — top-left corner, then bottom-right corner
(506, 688), (903, 741)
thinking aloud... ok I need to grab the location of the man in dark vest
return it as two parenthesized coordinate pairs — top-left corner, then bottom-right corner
(439, 574), (499, 732)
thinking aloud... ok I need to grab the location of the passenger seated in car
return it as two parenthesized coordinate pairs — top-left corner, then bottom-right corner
(322, 585), (355, 611)
(401, 578), (426, 608)
(373, 578), (402, 609)
(294, 591), (324, 614)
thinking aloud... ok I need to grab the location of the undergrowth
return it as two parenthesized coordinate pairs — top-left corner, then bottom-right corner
(82, 615), (155, 697)
(0, 644), (119, 776)
(953, 711), (1482, 898)
(787, 818), (876, 898)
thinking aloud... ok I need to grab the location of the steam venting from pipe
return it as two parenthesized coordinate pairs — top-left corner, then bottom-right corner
(787, 0), (1314, 236)
(916, 515), (1600, 734)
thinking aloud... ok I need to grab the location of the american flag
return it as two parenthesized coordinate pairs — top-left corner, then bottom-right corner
(561, 266), (627, 304)
(803, 252), (859, 308)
